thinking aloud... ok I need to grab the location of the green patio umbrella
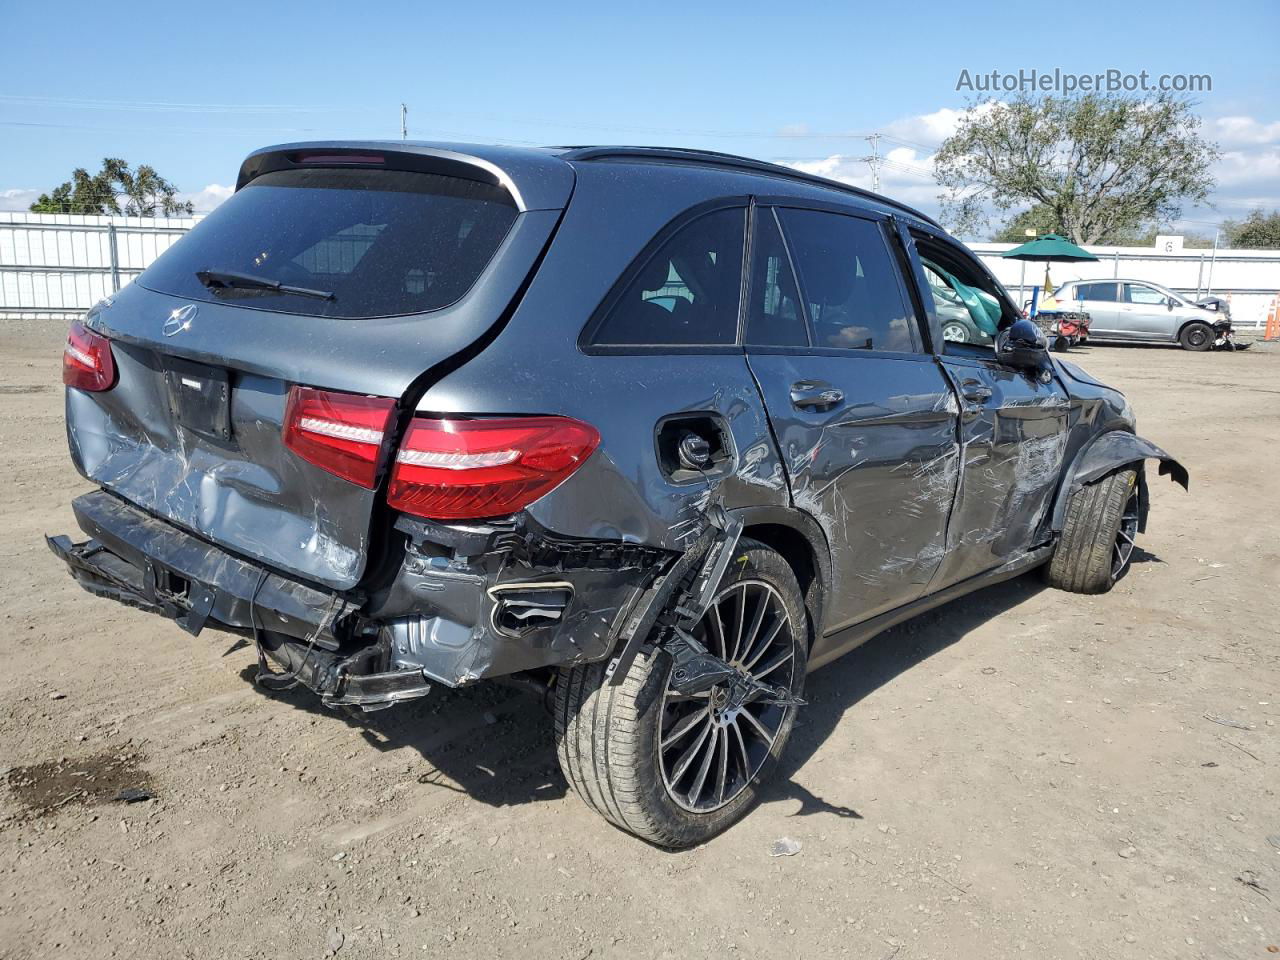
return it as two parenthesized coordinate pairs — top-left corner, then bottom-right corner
(1002, 233), (1099, 263)
(1001, 234), (1098, 314)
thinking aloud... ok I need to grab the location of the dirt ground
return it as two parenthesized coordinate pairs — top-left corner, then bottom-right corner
(1, 321), (1277, 960)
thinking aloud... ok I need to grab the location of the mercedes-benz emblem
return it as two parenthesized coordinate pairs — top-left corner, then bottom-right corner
(163, 304), (198, 337)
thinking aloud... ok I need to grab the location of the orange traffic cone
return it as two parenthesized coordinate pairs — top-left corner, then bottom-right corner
(1265, 296), (1280, 341)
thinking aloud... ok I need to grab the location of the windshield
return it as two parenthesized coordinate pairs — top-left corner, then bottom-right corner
(139, 168), (518, 319)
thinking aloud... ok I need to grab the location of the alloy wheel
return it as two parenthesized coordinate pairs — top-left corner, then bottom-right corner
(1112, 484), (1140, 579)
(657, 580), (797, 813)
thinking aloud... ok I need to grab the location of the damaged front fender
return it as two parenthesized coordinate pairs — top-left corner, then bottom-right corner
(1049, 430), (1189, 534)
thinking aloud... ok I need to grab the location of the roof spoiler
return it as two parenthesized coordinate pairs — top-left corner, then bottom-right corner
(235, 141), (575, 213)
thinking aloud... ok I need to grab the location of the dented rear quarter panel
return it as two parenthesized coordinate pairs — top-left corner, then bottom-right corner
(414, 163), (802, 551)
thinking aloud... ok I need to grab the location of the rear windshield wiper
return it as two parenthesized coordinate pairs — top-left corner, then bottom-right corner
(195, 269), (334, 301)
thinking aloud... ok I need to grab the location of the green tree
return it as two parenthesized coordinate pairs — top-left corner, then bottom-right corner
(935, 93), (1218, 245)
(992, 204), (1214, 247)
(1222, 208), (1280, 249)
(29, 158), (194, 217)
(991, 204), (1064, 242)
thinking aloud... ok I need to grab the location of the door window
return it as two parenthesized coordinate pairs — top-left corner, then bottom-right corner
(1123, 283), (1168, 305)
(1076, 281), (1119, 302)
(777, 209), (919, 353)
(744, 208), (807, 347)
(590, 207), (746, 346)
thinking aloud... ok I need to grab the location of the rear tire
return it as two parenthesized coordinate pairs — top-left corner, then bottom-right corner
(1044, 468), (1139, 594)
(1179, 321), (1213, 351)
(554, 540), (807, 848)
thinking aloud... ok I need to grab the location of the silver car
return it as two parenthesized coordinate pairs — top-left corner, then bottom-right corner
(1054, 278), (1233, 351)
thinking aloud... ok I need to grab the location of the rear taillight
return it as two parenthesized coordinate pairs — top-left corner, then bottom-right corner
(387, 416), (600, 520)
(62, 321), (116, 392)
(283, 386), (396, 489)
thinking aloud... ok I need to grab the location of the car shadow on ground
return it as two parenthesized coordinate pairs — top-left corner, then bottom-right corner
(234, 567), (1086, 827)
(762, 571), (1048, 822)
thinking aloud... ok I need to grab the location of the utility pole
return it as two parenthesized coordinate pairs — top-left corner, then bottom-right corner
(863, 133), (881, 193)
(401, 103), (408, 141)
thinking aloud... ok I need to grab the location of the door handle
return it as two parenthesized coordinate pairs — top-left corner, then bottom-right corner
(959, 379), (993, 404)
(790, 381), (844, 411)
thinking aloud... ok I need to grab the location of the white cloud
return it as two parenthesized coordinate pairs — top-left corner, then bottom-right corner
(0, 188), (41, 212)
(180, 183), (233, 213)
(882, 102), (1002, 149)
(1211, 115), (1280, 147)
(785, 105), (1280, 231)
(787, 138), (942, 216)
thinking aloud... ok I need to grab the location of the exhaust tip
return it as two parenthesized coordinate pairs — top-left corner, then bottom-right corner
(487, 581), (574, 638)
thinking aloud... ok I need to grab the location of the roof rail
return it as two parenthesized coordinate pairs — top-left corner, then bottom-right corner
(557, 145), (940, 228)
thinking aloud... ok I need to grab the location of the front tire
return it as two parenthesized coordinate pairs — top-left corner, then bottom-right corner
(554, 540), (808, 848)
(1179, 321), (1213, 351)
(1044, 468), (1140, 594)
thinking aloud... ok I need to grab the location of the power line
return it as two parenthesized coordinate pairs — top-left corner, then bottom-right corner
(0, 93), (896, 143)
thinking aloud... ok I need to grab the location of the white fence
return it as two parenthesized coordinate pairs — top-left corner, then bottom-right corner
(1, 212), (1277, 327)
(971, 242), (1279, 329)
(0, 212), (201, 320)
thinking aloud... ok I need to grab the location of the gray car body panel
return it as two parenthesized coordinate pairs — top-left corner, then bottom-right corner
(54, 142), (1186, 699)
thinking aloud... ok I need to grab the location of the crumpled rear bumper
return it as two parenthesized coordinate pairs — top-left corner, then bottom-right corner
(48, 489), (664, 708)
(46, 491), (437, 709)
(49, 489), (345, 644)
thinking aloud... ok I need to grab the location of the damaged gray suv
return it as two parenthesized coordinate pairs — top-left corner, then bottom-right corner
(49, 142), (1188, 847)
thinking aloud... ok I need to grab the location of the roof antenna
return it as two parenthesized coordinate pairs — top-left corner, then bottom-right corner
(400, 103), (408, 141)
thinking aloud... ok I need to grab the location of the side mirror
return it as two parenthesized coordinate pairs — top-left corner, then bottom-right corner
(995, 318), (1049, 371)
(1167, 299), (1175, 310)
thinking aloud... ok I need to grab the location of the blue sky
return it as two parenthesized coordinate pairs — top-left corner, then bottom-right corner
(3, 0), (1277, 235)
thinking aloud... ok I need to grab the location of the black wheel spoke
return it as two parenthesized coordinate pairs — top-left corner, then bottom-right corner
(669, 720), (713, 784)
(751, 647), (793, 681)
(730, 720), (752, 781)
(728, 585), (748, 662)
(707, 604), (728, 660)
(687, 726), (719, 805)
(735, 590), (768, 665)
(661, 706), (709, 748)
(741, 615), (785, 672)
(738, 704), (777, 744)
(714, 728), (730, 805)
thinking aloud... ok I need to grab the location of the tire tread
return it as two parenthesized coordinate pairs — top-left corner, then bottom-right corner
(554, 539), (805, 847)
(1045, 468), (1136, 594)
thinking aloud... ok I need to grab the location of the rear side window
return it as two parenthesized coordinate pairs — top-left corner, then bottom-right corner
(139, 168), (518, 319)
(1076, 281), (1118, 302)
(590, 207), (746, 346)
(778, 209), (919, 352)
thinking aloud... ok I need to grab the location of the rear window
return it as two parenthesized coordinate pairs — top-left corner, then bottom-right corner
(139, 168), (518, 319)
